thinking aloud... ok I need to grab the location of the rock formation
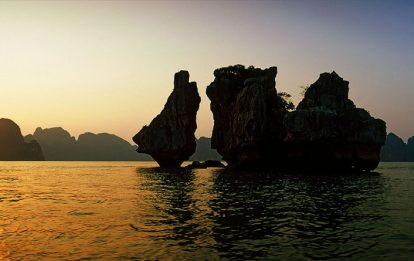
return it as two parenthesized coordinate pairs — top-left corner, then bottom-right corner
(407, 137), (414, 161)
(207, 66), (386, 171)
(185, 160), (225, 169)
(380, 133), (407, 161)
(206, 65), (285, 169)
(133, 71), (201, 168)
(380, 133), (414, 162)
(0, 118), (44, 160)
(25, 127), (77, 160)
(25, 127), (150, 161)
(284, 71), (386, 171)
(76, 132), (148, 161)
(190, 137), (221, 161)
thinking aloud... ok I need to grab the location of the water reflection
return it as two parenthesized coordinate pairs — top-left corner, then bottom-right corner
(136, 166), (390, 259)
(207, 170), (283, 259)
(136, 167), (202, 247)
(0, 162), (409, 260)
(208, 170), (388, 259)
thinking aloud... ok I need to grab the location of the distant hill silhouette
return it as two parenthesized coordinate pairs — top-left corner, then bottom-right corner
(25, 127), (77, 160)
(380, 133), (414, 161)
(407, 137), (414, 161)
(0, 118), (44, 160)
(24, 127), (220, 161)
(190, 137), (221, 161)
(25, 127), (151, 161)
(76, 132), (147, 161)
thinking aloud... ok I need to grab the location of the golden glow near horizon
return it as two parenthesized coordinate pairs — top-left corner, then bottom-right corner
(1, 1), (413, 142)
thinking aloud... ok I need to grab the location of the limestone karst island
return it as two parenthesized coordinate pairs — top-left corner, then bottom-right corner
(0, 65), (388, 172)
(133, 65), (386, 172)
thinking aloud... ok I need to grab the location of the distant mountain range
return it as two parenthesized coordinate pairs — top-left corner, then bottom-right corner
(2, 120), (412, 163)
(24, 127), (220, 161)
(20, 127), (414, 162)
(0, 118), (44, 160)
(4, 117), (411, 163)
(189, 136), (221, 161)
(380, 133), (414, 162)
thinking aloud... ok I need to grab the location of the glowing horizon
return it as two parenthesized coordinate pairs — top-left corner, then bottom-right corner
(1, 1), (413, 143)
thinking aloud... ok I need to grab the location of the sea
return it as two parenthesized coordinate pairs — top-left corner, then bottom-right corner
(0, 161), (413, 260)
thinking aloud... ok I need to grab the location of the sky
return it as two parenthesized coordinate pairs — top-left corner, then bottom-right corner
(0, 0), (413, 142)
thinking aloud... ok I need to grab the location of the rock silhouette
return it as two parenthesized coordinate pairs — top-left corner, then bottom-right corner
(76, 132), (149, 161)
(207, 66), (386, 171)
(25, 127), (150, 161)
(24, 127), (218, 162)
(284, 71), (386, 171)
(380, 133), (414, 162)
(185, 160), (225, 169)
(133, 71), (201, 168)
(380, 133), (407, 161)
(190, 137), (221, 161)
(206, 65), (285, 169)
(0, 118), (44, 160)
(25, 127), (77, 160)
(407, 137), (414, 161)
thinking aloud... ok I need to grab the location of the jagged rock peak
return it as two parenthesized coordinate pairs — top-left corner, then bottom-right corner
(133, 70), (201, 168)
(284, 71), (386, 171)
(174, 70), (190, 87)
(297, 71), (355, 111)
(33, 127), (74, 139)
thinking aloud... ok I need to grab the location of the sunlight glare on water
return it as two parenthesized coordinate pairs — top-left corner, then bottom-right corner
(0, 162), (414, 260)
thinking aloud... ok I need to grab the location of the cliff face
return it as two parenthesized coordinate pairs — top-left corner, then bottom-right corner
(0, 118), (44, 161)
(206, 65), (285, 168)
(284, 71), (386, 171)
(206, 66), (386, 171)
(133, 71), (201, 168)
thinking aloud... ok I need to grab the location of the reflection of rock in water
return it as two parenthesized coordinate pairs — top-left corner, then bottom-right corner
(136, 167), (202, 246)
(208, 169), (387, 259)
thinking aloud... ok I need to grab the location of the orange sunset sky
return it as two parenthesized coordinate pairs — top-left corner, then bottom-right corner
(1, 1), (413, 142)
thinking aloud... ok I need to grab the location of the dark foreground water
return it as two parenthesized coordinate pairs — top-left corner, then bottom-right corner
(0, 162), (413, 260)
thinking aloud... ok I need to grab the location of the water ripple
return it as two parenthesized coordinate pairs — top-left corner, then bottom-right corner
(0, 162), (413, 260)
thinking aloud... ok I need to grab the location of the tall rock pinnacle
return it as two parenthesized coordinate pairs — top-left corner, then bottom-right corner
(133, 71), (201, 168)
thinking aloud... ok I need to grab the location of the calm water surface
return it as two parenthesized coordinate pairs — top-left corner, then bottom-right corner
(0, 162), (413, 260)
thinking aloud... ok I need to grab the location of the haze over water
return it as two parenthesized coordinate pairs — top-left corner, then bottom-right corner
(1, 162), (413, 260)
